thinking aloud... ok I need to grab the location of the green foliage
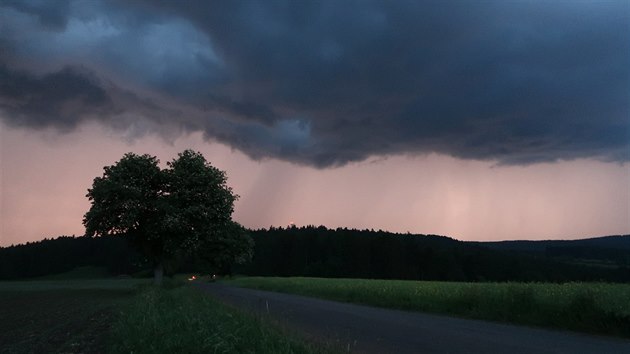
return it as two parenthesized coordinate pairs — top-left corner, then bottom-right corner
(110, 286), (333, 354)
(230, 277), (630, 338)
(192, 221), (254, 275)
(84, 153), (167, 266)
(82, 150), (251, 283)
(84, 153), (163, 239)
(163, 150), (238, 253)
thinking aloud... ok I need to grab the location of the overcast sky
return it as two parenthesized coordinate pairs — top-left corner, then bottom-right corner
(1, 0), (629, 246)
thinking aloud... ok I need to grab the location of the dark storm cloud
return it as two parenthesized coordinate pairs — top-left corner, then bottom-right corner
(1, 0), (70, 30)
(0, 0), (628, 166)
(0, 65), (112, 130)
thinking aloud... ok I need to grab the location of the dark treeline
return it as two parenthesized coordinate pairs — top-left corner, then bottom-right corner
(0, 236), (146, 280)
(2, 228), (629, 282)
(237, 226), (630, 283)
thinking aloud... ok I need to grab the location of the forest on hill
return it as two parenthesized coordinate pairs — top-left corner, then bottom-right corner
(0, 236), (146, 280)
(238, 227), (630, 282)
(1, 227), (628, 282)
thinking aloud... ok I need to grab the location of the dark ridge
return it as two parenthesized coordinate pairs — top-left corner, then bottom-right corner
(2, 229), (628, 282)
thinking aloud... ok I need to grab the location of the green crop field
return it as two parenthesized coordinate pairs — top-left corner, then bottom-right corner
(0, 276), (332, 353)
(229, 277), (630, 338)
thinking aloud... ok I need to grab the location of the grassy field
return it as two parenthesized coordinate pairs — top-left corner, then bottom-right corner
(229, 277), (630, 338)
(0, 276), (333, 353)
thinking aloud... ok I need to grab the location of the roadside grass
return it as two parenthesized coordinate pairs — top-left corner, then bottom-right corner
(110, 285), (336, 354)
(228, 277), (630, 338)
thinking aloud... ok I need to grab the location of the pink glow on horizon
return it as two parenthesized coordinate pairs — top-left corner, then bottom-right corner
(1, 121), (628, 247)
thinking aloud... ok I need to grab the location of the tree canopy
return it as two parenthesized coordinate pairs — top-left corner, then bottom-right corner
(83, 150), (251, 284)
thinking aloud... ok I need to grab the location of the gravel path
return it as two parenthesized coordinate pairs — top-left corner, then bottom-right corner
(196, 282), (630, 354)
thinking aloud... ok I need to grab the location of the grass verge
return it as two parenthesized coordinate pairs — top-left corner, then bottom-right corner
(1, 277), (332, 353)
(228, 276), (630, 338)
(110, 285), (334, 353)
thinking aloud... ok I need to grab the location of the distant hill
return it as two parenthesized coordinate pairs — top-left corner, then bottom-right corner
(474, 235), (630, 253)
(473, 235), (630, 268)
(2, 230), (628, 282)
(237, 227), (630, 282)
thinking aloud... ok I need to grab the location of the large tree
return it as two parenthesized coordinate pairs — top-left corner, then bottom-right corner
(83, 150), (251, 284)
(192, 221), (254, 276)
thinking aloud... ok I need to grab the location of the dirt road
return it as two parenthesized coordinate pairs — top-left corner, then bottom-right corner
(197, 282), (630, 353)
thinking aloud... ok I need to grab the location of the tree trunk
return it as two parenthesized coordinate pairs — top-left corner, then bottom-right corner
(154, 262), (164, 286)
